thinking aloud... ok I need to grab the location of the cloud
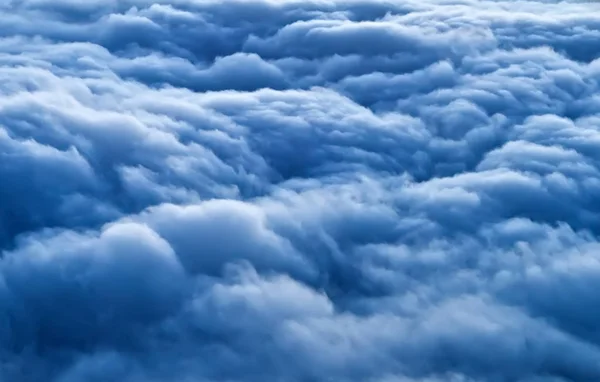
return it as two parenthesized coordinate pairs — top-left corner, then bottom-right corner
(2, 0), (600, 381)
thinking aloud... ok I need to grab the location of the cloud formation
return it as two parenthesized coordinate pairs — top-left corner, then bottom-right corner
(2, 0), (600, 381)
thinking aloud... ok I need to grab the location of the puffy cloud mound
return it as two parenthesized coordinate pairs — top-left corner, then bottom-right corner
(3, 0), (600, 380)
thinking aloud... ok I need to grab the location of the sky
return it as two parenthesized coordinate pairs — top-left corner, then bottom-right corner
(1, 0), (600, 381)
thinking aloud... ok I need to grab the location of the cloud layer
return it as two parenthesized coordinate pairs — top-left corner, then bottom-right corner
(2, 0), (600, 381)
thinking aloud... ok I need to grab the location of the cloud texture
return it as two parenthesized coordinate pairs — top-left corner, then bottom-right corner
(2, 0), (600, 380)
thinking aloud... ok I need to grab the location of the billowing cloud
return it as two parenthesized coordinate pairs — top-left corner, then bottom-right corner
(2, 0), (600, 381)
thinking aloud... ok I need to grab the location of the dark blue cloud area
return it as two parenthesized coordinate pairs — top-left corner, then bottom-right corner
(3, 0), (600, 381)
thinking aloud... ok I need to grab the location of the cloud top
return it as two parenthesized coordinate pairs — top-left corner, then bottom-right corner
(2, 0), (600, 381)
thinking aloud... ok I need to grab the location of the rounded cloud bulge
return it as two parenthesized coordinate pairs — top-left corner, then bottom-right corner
(3, 0), (600, 381)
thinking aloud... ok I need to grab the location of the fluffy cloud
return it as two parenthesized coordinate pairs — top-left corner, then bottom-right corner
(2, 0), (600, 381)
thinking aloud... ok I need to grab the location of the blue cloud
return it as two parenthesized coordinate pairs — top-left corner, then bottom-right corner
(2, 0), (600, 381)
